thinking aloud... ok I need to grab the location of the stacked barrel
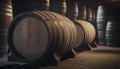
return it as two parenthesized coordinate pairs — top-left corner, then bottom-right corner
(106, 7), (120, 47)
(96, 5), (107, 45)
(0, 0), (13, 62)
(96, 5), (120, 47)
(106, 21), (120, 47)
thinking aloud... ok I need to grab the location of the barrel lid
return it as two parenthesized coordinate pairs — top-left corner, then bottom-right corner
(8, 12), (51, 62)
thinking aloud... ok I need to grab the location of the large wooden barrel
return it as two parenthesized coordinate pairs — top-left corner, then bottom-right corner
(96, 5), (108, 45)
(49, 0), (66, 15)
(106, 21), (120, 47)
(12, 0), (50, 17)
(66, 0), (79, 20)
(0, 0), (13, 61)
(8, 11), (77, 63)
(74, 20), (96, 49)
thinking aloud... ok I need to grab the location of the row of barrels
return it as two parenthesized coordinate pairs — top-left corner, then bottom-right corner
(7, 11), (96, 63)
(0, 0), (95, 60)
(12, 0), (96, 23)
(0, 0), (96, 63)
(97, 5), (120, 47)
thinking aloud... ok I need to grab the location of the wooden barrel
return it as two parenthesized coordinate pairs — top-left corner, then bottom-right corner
(96, 5), (108, 45)
(12, 0), (50, 17)
(0, 0), (13, 61)
(77, 1), (87, 20)
(74, 20), (96, 49)
(48, 12), (77, 55)
(8, 11), (77, 63)
(74, 22), (84, 49)
(86, 8), (93, 23)
(39, 11), (71, 56)
(92, 10), (96, 24)
(106, 21), (120, 47)
(49, 0), (66, 15)
(57, 13), (77, 51)
(66, 0), (79, 20)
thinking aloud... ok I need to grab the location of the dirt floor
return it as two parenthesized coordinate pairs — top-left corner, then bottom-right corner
(39, 46), (120, 69)
(1, 46), (120, 69)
